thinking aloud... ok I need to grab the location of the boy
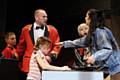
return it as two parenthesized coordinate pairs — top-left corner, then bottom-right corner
(2, 32), (18, 59)
(77, 23), (89, 38)
(75, 23), (90, 66)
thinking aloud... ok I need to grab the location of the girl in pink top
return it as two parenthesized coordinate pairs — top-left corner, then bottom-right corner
(27, 37), (71, 80)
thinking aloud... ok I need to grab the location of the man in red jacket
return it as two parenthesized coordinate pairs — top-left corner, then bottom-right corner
(16, 9), (61, 80)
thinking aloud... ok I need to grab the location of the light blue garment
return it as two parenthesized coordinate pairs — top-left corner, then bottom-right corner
(63, 36), (88, 48)
(63, 27), (120, 75)
(106, 50), (120, 75)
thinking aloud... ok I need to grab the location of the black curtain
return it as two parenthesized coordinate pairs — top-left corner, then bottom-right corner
(0, 0), (7, 52)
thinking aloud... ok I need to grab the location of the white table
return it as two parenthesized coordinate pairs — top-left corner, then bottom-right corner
(42, 70), (104, 80)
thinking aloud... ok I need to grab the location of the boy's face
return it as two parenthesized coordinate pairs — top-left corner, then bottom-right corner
(79, 25), (89, 37)
(6, 34), (16, 46)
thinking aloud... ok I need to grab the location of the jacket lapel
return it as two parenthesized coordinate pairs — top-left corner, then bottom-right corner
(29, 25), (49, 45)
(44, 25), (49, 38)
(29, 24), (35, 45)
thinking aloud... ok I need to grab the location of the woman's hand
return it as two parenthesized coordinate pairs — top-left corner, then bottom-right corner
(86, 55), (95, 64)
(55, 42), (64, 47)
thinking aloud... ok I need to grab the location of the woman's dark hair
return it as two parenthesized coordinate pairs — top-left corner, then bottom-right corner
(87, 9), (105, 29)
(86, 9), (106, 51)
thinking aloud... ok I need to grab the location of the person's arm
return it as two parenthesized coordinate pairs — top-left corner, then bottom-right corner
(1, 48), (8, 58)
(63, 36), (88, 48)
(55, 37), (88, 48)
(48, 25), (61, 55)
(16, 24), (32, 58)
(48, 25), (61, 62)
(35, 52), (71, 70)
(16, 28), (26, 57)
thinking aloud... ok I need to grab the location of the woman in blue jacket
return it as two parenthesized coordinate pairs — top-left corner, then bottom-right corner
(56, 9), (120, 80)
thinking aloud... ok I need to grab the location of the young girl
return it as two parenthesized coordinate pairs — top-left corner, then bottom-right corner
(27, 36), (71, 80)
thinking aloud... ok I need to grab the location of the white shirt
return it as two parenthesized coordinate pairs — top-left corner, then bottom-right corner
(33, 23), (45, 44)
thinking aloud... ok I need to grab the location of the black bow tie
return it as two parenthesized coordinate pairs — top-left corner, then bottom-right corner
(36, 26), (44, 30)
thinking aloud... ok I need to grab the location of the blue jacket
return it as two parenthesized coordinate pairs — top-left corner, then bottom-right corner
(63, 27), (120, 75)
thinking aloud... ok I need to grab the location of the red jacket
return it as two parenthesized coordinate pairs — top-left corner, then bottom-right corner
(16, 24), (61, 72)
(2, 47), (17, 59)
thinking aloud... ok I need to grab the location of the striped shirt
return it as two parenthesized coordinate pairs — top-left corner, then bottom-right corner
(27, 50), (44, 80)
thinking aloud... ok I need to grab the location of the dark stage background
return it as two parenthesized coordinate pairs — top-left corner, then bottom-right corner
(0, 0), (120, 66)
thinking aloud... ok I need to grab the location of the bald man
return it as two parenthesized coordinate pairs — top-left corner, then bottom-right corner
(16, 9), (61, 74)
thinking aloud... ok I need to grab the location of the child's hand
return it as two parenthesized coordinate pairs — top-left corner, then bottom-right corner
(83, 52), (91, 60)
(61, 66), (71, 70)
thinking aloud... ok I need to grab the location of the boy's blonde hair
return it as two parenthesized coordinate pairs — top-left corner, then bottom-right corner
(77, 23), (89, 36)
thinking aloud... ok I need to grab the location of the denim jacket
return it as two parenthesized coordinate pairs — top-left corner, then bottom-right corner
(63, 27), (120, 75)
